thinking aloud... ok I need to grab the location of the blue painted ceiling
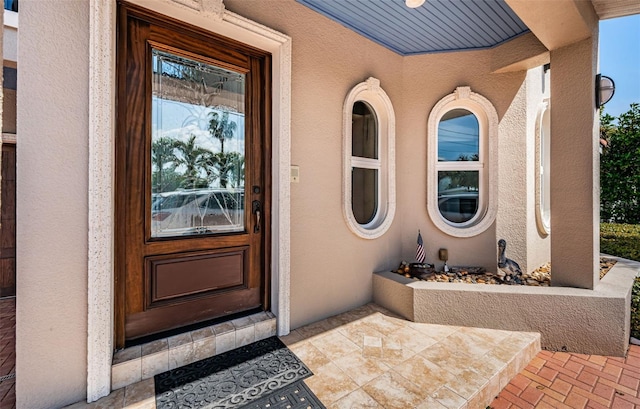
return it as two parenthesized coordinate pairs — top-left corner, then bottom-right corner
(296, 0), (530, 55)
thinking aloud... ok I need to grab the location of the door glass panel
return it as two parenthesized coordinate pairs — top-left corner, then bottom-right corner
(352, 167), (378, 224)
(438, 109), (479, 161)
(438, 170), (479, 223)
(151, 49), (245, 238)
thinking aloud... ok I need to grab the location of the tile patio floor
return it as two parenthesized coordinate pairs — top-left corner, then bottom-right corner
(67, 304), (540, 409)
(0, 302), (634, 408)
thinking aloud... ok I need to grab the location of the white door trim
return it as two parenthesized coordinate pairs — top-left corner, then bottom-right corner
(87, 0), (291, 401)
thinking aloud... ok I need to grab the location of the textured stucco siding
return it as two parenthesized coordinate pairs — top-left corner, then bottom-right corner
(496, 66), (551, 274)
(525, 67), (552, 272)
(195, 0), (555, 328)
(550, 36), (600, 289)
(225, 0), (407, 329)
(16, 1), (90, 408)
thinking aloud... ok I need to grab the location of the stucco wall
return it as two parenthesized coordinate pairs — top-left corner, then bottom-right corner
(399, 50), (526, 271)
(224, 0), (406, 329)
(525, 67), (551, 272)
(496, 70), (529, 271)
(16, 1), (89, 408)
(495, 66), (551, 274)
(224, 0), (549, 327)
(549, 35), (600, 289)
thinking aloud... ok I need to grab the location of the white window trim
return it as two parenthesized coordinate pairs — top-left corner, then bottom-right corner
(343, 77), (396, 239)
(4, 9), (18, 29)
(535, 99), (551, 235)
(427, 86), (498, 238)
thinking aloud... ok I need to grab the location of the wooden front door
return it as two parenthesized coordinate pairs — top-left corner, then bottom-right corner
(0, 144), (15, 298)
(116, 2), (271, 346)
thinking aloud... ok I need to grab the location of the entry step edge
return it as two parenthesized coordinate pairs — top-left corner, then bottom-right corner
(111, 311), (276, 390)
(470, 332), (541, 408)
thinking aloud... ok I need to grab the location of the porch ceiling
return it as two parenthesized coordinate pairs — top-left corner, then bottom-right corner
(592, 0), (640, 19)
(296, 0), (530, 55)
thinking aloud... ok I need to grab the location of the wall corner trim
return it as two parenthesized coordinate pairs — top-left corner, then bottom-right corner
(87, 0), (115, 402)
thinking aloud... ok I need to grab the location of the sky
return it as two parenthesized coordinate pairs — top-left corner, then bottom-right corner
(599, 14), (640, 118)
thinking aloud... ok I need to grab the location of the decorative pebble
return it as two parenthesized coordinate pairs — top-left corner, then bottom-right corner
(391, 257), (615, 286)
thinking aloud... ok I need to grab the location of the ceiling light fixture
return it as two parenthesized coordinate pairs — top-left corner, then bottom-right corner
(405, 0), (425, 8)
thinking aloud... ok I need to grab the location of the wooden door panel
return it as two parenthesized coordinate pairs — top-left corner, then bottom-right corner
(125, 286), (261, 340)
(146, 247), (248, 306)
(116, 2), (270, 346)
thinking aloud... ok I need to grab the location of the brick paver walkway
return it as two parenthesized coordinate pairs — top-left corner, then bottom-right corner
(492, 345), (640, 408)
(0, 298), (15, 409)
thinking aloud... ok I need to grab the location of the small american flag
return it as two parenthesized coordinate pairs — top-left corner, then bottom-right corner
(416, 230), (426, 263)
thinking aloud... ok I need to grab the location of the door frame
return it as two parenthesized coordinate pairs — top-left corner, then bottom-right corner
(115, 2), (272, 345)
(86, 0), (291, 401)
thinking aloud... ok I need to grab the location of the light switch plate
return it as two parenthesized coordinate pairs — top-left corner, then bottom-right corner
(291, 165), (300, 183)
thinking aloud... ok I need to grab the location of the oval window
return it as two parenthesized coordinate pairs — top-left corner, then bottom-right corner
(427, 87), (498, 238)
(536, 100), (551, 235)
(343, 78), (395, 239)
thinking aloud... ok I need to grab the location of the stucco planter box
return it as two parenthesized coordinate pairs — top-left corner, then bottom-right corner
(373, 256), (639, 356)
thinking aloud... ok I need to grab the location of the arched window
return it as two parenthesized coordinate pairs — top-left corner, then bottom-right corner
(536, 99), (551, 235)
(427, 87), (498, 237)
(343, 77), (396, 239)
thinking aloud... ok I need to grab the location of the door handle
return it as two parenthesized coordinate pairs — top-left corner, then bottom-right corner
(252, 200), (261, 233)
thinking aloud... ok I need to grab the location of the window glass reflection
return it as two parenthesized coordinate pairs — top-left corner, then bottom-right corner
(4, 0), (17, 12)
(150, 49), (245, 237)
(438, 171), (479, 223)
(352, 168), (378, 224)
(352, 101), (378, 159)
(438, 109), (479, 161)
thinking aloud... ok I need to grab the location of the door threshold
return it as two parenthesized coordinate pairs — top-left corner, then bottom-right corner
(124, 307), (263, 349)
(111, 310), (276, 391)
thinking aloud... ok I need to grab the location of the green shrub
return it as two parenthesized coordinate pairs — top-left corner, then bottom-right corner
(600, 223), (640, 262)
(632, 278), (640, 340)
(600, 223), (640, 338)
(600, 104), (640, 224)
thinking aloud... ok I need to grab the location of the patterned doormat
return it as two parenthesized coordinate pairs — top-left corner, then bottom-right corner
(155, 336), (324, 409)
(241, 380), (324, 409)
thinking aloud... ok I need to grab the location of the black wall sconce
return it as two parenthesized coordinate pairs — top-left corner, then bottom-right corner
(596, 74), (615, 108)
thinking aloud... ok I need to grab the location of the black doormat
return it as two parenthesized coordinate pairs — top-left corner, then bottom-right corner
(241, 380), (325, 409)
(155, 336), (317, 409)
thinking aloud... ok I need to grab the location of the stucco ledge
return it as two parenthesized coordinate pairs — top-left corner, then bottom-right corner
(373, 255), (638, 356)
